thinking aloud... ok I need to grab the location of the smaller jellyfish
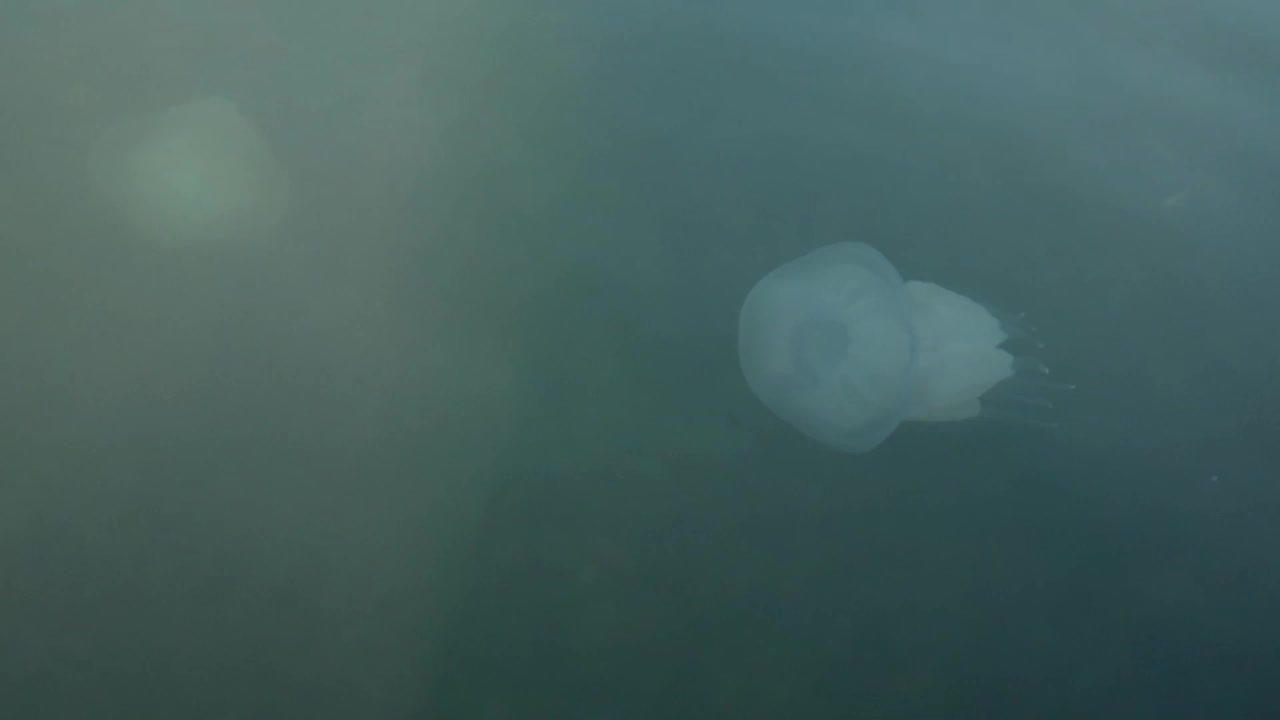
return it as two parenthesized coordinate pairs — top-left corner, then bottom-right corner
(89, 96), (289, 247)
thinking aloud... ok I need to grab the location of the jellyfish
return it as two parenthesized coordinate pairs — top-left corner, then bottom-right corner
(89, 96), (289, 247)
(738, 242), (1051, 453)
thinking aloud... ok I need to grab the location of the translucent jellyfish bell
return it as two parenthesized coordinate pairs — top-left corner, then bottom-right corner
(738, 242), (1046, 453)
(89, 96), (289, 247)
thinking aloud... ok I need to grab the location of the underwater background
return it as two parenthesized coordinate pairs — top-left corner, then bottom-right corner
(1, 1), (1277, 717)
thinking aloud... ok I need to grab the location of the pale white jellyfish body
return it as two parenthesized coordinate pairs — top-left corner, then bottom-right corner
(738, 242), (1029, 453)
(89, 96), (289, 247)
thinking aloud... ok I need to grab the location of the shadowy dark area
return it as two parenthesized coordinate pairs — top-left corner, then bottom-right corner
(425, 418), (1280, 719)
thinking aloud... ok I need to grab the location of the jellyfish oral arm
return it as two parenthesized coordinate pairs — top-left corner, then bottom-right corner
(902, 281), (1015, 422)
